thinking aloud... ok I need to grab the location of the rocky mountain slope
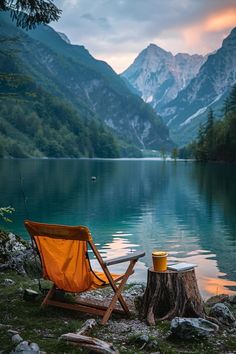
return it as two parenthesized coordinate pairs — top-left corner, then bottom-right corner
(162, 27), (236, 145)
(0, 12), (173, 157)
(122, 44), (206, 111)
(122, 28), (236, 146)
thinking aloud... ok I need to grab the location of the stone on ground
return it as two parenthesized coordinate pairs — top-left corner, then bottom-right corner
(170, 317), (219, 339)
(11, 340), (40, 353)
(209, 303), (236, 326)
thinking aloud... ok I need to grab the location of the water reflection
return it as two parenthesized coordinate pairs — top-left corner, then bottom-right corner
(0, 159), (236, 297)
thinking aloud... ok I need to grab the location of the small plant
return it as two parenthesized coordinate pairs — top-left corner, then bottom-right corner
(0, 206), (15, 223)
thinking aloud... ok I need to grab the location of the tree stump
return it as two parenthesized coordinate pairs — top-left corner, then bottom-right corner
(141, 267), (204, 325)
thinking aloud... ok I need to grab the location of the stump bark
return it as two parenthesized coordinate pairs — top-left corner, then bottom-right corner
(141, 268), (204, 325)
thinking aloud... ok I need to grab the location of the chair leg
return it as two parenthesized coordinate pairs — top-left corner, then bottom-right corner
(41, 284), (56, 308)
(101, 260), (136, 325)
(103, 264), (135, 315)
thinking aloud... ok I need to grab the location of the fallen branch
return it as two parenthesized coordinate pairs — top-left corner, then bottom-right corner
(76, 318), (97, 335)
(60, 333), (119, 354)
(61, 319), (119, 353)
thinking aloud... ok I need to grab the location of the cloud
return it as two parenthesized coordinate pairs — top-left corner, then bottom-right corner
(205, 8), (236, 31)
(53, 0), (236, 73)
(81, 13), (94, 22)
(179, 7), (236, 54)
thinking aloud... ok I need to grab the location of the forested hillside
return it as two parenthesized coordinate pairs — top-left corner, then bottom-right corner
(0, 12), (173, 158)
(0, 48), (120, 158)
(0, 96), (119, 158)
(179, 84), (236, 161)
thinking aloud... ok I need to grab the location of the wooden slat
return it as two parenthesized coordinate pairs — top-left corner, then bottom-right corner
(75, 299), (125, 314)
(24, 220), (92, 241)
(45, 299), (126, 316)
(46, 300), (106, 316)
(105, 251), (145, 266)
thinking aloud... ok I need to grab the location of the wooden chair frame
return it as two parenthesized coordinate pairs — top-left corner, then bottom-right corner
(24, 220), (145, 325)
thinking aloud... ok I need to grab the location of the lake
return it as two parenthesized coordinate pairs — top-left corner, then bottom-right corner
(1, 158), (236, 298)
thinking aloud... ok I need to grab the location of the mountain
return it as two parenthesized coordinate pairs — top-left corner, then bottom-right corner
(0, 12), (173, 158)
(123, 29), (236, 147)
(161, 27), (236, 145)
(57, 32), (71, 44)
(122, 44), (206, 111)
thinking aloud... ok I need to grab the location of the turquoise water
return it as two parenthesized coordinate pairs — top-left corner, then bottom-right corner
(1, 158), (236, 298)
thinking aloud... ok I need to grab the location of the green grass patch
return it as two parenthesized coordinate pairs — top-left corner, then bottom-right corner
(0, 271), (87, 353)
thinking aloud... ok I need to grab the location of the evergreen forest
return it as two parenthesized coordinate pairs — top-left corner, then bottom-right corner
(179, 84), (236, 162)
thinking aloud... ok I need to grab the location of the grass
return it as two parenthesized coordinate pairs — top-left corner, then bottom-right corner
(0, 270), (236, 354)
(0, 271), (86, 353)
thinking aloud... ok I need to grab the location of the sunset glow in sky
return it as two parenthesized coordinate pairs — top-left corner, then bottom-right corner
(53, 0), (236, 73)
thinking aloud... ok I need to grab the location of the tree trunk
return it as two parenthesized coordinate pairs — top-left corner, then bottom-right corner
(141, 268), (204, 325)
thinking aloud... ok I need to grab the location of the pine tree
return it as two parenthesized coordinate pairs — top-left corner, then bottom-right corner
(227, 84), (236, 114)
(171, 148), (178, 161)
(195, 123), (207, 161)
(0, 0), (61, 29)
(205, 108), (214, 160)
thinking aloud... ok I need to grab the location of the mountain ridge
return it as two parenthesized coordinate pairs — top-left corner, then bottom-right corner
(0, 12), (173, 157)
(162, 26), (236, 145)
(122, 43), (206, 110)
(122, 28), (236, 146)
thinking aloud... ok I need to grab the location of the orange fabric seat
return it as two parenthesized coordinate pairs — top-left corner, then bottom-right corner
(34, 235), (118, 292)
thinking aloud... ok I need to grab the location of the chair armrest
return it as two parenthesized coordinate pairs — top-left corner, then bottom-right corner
(104, 250), (145, 266)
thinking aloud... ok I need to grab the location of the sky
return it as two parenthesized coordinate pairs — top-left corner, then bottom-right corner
(52, 0), (236, 73)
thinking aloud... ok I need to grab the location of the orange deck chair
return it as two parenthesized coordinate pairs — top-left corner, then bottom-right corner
(24, 220), (145, 324)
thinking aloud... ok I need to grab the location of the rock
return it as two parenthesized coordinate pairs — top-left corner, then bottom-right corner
(228, 295), (236, 304)
(3, 278), (15, 286)
(125, 284), (145, 297)
(206, 294), (229, 306)
(209, 303), (236, 326)
(146, 339), (159, 350)
(29, 343), (40, 352)
(0, 263), (8, 271)
(138, 334), (149, 344)
(0, 231), (41, 276)
(11, 340), (40, 353)
(24, 256), (41, 278)
(12, 334), (23, 344)
(170, 317), (219, 339)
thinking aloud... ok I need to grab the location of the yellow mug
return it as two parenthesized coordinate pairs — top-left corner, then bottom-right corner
(152, 251), (168, 271)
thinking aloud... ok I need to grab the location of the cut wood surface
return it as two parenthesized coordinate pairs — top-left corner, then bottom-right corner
(141, 267), (205, 325)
